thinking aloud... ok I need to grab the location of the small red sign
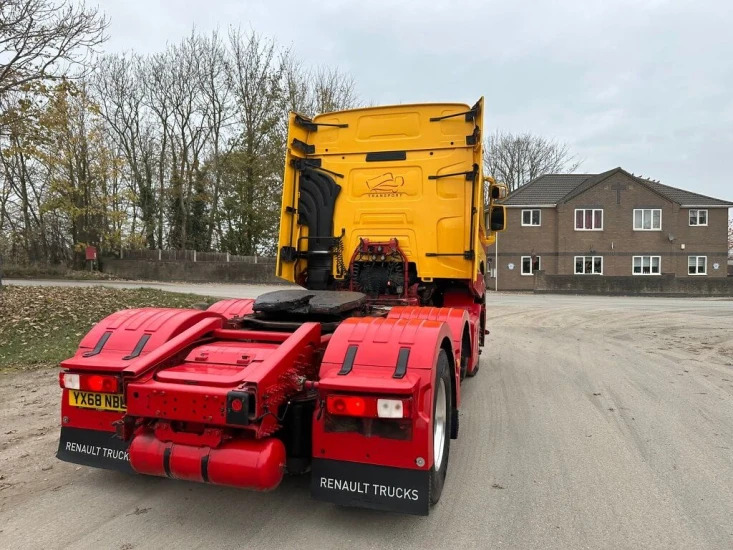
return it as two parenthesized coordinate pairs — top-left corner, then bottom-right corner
(85, 246), (97, 261)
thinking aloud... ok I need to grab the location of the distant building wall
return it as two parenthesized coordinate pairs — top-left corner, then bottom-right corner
(486, 207), (557, 291)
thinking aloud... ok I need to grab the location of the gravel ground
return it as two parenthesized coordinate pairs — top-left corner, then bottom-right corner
(0, 284), (731, 550)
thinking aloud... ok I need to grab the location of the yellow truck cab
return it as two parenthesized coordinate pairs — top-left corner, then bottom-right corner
(277, 98), (504, 301)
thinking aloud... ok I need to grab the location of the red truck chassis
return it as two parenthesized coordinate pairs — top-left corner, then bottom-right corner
(57, 279), (484, 515)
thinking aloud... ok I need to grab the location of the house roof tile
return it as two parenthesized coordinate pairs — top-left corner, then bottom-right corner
(501, 174), (593, 205)
(501, 167), (733, 207)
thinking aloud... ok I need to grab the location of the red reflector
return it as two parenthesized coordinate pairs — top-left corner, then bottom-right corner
(327, 395), (368, 416)
(231, 398), (243, 412)
(330, 397), (346, 414)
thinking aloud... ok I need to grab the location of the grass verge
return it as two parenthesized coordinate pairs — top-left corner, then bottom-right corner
(0, 285), (216, 371)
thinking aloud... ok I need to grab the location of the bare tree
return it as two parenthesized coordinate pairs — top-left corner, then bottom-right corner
(282, 54), (309, 114)
(162, 34), (211, 249)
(282, 58), (357, 117)
(92, 53), (158, 248)
(310, 67), (357, 115)
(198, 31), (234, 249)
(143, 52), (174, 248)
(484, 131), (581, 193)
(0, 0), (107, 97)
(224, 29), (284, 255)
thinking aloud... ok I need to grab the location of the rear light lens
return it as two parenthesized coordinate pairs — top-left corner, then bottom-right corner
(377, 398), (409, 418)
(59, 372), (120, 393)
(60, 373), (80, 390)
(327, 396), (368, 416)
(326, 395), (411, 419)
(86, 375), (118, 393)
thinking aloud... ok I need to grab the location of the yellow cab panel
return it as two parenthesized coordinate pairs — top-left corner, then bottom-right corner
(276, 99), (489, 287)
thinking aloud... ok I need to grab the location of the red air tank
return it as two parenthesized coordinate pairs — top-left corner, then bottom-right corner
(129, 434), (286, 491)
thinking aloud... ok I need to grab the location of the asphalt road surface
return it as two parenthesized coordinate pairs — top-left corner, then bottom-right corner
(1, 284), (731, 549)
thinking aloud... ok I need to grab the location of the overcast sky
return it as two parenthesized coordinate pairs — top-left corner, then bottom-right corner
(94, 0), (732, 201)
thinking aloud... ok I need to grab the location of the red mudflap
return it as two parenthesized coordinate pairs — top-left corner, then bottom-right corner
(129, 433), (286, 491)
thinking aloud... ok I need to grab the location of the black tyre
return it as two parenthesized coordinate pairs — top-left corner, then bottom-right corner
(467, 330), (481, 377)
(466, 360), (480, 377)
(450, 407), (459, 439)
(459, 329), (471, 382)
(429, 349), (452, 505)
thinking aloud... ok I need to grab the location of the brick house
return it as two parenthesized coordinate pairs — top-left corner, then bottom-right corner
(487, 167), (733, 290)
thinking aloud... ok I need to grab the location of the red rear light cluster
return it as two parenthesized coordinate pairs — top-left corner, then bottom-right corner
(59, 372), (121, 393)
(326, 395), (411, 419)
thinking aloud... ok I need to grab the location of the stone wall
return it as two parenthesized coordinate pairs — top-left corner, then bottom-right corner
(533, 270), (733, 296)
(102, 258), (283, 284)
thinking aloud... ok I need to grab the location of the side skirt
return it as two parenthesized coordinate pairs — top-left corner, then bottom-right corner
(57, 427), (133, 473)
(311, 458), (430, 516)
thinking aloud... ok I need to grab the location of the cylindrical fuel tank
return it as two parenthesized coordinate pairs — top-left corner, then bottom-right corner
(129, 433), (286, 491)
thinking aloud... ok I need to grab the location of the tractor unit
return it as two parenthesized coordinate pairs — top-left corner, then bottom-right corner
(57, 99), (507, 515)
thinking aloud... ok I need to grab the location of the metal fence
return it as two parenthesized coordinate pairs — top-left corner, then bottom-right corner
(119, 249), (274, 263)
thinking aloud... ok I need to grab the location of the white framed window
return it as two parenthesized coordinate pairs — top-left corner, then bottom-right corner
(632, 255), (661, 275)
(521, 209), (541, 226)
(574, 256), (603, 274)
(633, 209), (662, 230)
(689, 209), (708, 226)
(521, 256), (541, 276)
(575, 208), (603, 230)
(688, 256), (707, 275)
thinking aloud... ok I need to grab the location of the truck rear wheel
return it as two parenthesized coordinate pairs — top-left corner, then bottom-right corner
(429, 349), (452, 505)
(466, 361), (480, 377)
(459, 329), (471, 381)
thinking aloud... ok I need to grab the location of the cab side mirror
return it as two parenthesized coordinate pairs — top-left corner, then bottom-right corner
(489, 205), (506, 231)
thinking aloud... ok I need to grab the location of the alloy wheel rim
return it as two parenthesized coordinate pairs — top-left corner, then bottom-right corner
(433, 378), (447, 470)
